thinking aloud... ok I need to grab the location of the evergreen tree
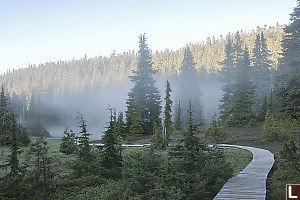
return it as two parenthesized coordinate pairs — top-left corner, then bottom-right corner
(0, 85), (11, 154)
(252, 32), (273, 112)
(151, 121), (163, 149)
(164, 80), (173, 140)
(59, 127), (77, 155)
(253, 33), (262, 63)
(18, 124), (30, 146)
(174, 101), (182, 131)
(276, 0), (300, 120)
(257, 95), (268, 122)
(126, 34), (161, 135)
(221, 34), (235, 75)
(117, 112), (126, 139)
(100, 109), (122, 179)
(219, 34), (235, 122)
(177, 46), (202, 126)
(127, 104), (144, 138)
(269, 89), (275, 113)
(170, 100), (206, 176)
(111, 109), (121, 138)
(0, 114), (23, 199)
(226, 47), (255, 127)
(206, 114), (225, 142)
(76, 113), (91, 161)
(24, 137), (54, 200)
(184, 101), (201, 155)
(232, 31), (244, 65)
(263, 110), (283, 142)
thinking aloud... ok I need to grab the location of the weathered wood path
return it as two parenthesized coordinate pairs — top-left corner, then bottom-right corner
(213, 144), (275, 200)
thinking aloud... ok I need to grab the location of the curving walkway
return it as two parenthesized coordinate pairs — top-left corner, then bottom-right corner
(213, 144), (274, 200)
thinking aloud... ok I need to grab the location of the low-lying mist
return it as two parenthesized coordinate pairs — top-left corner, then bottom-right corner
(42, 73), (223, 139)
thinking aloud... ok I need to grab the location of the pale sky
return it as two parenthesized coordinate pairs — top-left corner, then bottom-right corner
(0, 0), (297, 75)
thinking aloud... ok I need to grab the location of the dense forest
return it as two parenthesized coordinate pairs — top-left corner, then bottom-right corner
(0, 24), (284, 137)
(0, 0), (300, 199)
(1, 24), (283, 96)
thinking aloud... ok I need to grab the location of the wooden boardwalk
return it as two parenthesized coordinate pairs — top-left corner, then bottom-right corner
(214, 144), (274, 200)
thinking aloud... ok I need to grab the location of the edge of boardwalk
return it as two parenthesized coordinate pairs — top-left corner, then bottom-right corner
(213, 144), (274, 200)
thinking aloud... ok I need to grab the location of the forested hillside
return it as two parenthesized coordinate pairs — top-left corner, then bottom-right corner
(0, 24), (284, 138)
(1, 24), (283, 98)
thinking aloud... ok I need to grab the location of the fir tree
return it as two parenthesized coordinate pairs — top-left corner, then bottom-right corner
(169, 100), (206, 175)
(164, 80), (173, 140)
(263, 110), (283, 142)
(253, 33), (262, 63)
(76, 113), (91, 161)
(178, 46), (202, 126)
(232, 31), (244, 65)
(126, 34), (161, 135)
(276, 0), (300, 120)
(252, 32), (273, 112)
(206, 114), (225, 142)
(219, 34), (235, 122)
(181, 46), (198, 74)
(226, 47), (255, 127)
(280, 139), (300, 164)
(0, 113), (23, 199)
(128, 105), (144, 138)
(184, 101), (201, 155)
(174, 101), (182, 131)
(100, 109), (122, 179)
(0, 85), (11, 154)
(59, 127), (77, 155)
(151, 121), (163, 149)
(269, 89), (275, 113)
(24, 136), (54, 200)
(117, 112), (126, 139)
(220, 34), (235, 76)
(18, 125), (30, 146)
(257, 95), (268, 122)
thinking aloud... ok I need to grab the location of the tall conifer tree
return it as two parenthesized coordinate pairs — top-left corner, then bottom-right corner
(177, 46), (202, 126)
(0, 85), (11, 154)
(257, 95), (268, 122)
(0, 114), (23, 199)
(164, 80), (173, 140)
(126, 34), (161, 135)
(219, 34), (235, 122)
(233, 31), (244, 65)
(252, 32), (273, 112)
(227, 47), (255, 126)
(100, 109), (122, 179)
(24, 136), (54, 200)
(76, 113), (91, 161)
(219, 32), (245, 124)
(277, 0), (300, 119)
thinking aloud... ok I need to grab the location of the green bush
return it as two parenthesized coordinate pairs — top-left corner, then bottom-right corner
(263, 110), (284, 142)
(72, 180), (122, 200)
(279, 117), (300, 130)
(120, 146), (232, 200)
(50, 175), (105, 200)
(59, 128), (77, 155)
(268, 140), (300, 199)
(206, 114), (226, 142)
